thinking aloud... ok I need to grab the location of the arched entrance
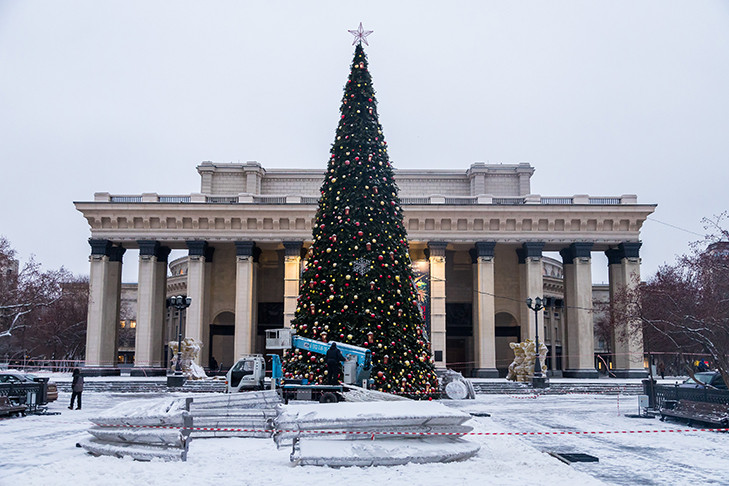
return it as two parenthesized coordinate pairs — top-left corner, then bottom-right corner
(495, 312), (521, 376)
(209, 311), (234, 372)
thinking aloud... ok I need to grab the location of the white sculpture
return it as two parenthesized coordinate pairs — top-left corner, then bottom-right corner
(506, 339), (548, 382)
(440, 369), (476, 399)
(168, 337), (207, 379)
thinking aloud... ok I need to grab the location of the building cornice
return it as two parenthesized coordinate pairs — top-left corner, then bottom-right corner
(74, 199), (655, 252)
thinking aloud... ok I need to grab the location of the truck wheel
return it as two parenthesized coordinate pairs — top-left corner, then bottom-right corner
(319, 392), (338, 404)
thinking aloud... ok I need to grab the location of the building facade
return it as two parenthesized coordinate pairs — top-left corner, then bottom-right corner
(75, 161), (655, 377)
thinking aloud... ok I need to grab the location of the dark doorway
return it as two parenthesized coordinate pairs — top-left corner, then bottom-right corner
(257, 303), (284, 353)
(495, 312), (520, 377)
(210, 311), (235, 372)
(446, 303), (473, 374)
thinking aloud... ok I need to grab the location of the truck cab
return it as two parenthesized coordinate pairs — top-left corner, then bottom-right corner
(225, 354), (265, 392)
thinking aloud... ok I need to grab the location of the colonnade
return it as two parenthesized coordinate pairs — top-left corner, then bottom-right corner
(84, 239), (645, 378)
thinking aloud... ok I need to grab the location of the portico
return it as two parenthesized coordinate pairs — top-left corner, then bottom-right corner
(76, 162), (655, 377)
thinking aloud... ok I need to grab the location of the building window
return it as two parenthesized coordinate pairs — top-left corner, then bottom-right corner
(130, 320), (136, 329)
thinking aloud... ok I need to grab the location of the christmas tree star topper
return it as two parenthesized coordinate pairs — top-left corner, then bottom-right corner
(348, 22), (373, 46)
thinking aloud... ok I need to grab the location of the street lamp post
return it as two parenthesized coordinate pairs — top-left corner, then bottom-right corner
(166, 295), (191, 387)
(526, 296), (548, 388)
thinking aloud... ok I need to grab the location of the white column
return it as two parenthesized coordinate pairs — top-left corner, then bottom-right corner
(185, 241), (213, 365)
(85, 240), (124, 368)
(135, 242), (170, 368)
(561, 243), (598, 377)
(428, 242), (447, 369)
(234, 241), (258, 360)
(607, 243), (646, 377)
(473, 242), (498, 377)
(283, 241), (303, 328)
(517, 243), (545, 341)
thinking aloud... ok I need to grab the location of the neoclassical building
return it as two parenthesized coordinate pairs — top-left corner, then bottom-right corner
(75, 161), (655, 378)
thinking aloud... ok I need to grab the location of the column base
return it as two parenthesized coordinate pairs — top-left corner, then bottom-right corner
(130, 367), (167, 377)
(612, 369), (648, 378)
(166, 372), (187, 387)
(547, 370), (563, 378)
(471, 368), (500, 378)
(80, 366), (121, 377)
(563, 369), (599, 379)
(530, 375), (550, 388)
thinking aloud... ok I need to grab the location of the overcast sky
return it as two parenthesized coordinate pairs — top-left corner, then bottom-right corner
(1, 1), (728, 284)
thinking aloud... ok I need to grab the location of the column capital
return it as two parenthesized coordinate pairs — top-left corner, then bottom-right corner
(606, 242), (642, 265)
(89, 239), (112, 256)
(186, 240), (214, 262)
(426, 241), (448, 258)
(516, 242), (545, 263)
(235, 241), (261, 262)
(559, 242), (594, 264)
(475, 241), (496, 260)
(137, 240), (160, 257)
(283, 240), (304, 258)
(157, 246), (171, 263)
(108, 246), (126, 262)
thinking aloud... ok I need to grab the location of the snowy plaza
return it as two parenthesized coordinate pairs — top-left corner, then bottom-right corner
(2, 3), (728, 486)
(2, 376), (727, 486)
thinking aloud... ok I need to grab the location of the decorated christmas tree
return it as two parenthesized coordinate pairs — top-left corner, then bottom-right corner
(282, 29), (438, 398)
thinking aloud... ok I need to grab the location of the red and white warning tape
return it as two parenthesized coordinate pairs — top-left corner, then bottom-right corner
(2, 415), (725, 436)
(83, 422), (729, 436)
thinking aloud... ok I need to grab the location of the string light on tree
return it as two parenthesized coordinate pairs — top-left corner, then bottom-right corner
(283, 27), (438, 398)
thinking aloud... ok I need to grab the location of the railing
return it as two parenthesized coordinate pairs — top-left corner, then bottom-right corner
(400, 197), (430, 205)
(541, 197), (573, 205)
(653, 384), (729, 408)
(160, 196), (191, 203)
(206, 196), (238, 204)
(0, 381), (49, 410)
(111, 196), (143, 203)
(255, 196), (287, 204)
(445, 197), (478, 205)
(492, 197), (525, 205)
(589, 197), (621, 205)
(1, 359), (83, 373)
(101, 194), (633, 206)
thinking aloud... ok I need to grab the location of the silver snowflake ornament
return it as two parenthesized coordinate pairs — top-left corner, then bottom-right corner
(353, 258), (371, 276)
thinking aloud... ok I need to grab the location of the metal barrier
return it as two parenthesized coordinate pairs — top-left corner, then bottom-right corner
(650, 383), (729, 408)
(0, 381), (48, 412)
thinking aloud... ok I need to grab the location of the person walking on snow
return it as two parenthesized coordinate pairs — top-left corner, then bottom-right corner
(69, 368), (84, 410)
(326, 342), (345, 385)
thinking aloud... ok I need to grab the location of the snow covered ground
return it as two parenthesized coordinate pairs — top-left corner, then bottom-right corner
(1, 383), (727, 486)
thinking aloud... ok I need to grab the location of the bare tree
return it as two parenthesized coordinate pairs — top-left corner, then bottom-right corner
(609, 214), (729, 387)
(0, 238), (62, 342)
(0, 237), (88, 364)
(29, 275), (89, 361)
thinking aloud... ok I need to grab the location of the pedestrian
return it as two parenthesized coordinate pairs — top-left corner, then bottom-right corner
(326, 342), (345, 385)
(68, 368), (84, 410)
(209, 356), (219, 373)
(658, 361), (665, 379)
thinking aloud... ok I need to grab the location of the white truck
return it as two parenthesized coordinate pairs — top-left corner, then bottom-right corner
(226, 329), (372, 403)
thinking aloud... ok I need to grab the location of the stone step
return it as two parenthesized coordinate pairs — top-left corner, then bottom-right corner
(58, 380), (643, 396)
(471, 382), (643, 395)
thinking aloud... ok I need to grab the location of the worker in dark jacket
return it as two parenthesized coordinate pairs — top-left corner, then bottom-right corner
(68, 368), (84, 410)
(326, 343), (345, 385)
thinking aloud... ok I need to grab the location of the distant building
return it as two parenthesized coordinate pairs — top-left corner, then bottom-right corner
(76, 161), (655, 377)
